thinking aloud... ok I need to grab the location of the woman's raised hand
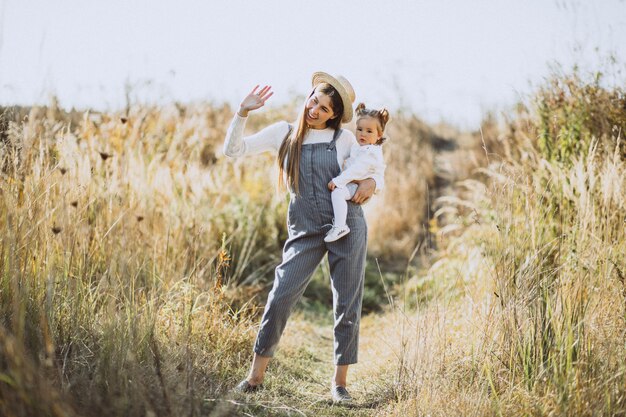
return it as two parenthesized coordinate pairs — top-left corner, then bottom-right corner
(238, 85), (274, 117)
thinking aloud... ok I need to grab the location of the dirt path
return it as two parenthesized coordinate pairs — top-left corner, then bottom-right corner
(208, 308), (401, 416)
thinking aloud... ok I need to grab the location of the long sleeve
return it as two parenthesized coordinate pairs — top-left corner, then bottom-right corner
(370, 168), (385, 194)
(367, 145), (386, 193)
(223, 113), (290, 157)
(332, 145), (386, 190)
(369, 166), (385, 193)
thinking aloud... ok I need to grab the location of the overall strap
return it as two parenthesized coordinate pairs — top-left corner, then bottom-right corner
(326, 128), (343, 151)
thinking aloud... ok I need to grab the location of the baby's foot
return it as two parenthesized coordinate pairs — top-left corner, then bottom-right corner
(324, 225), (350, 242)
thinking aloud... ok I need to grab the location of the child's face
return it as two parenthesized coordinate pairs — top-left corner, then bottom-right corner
(356, 116), (381, 146)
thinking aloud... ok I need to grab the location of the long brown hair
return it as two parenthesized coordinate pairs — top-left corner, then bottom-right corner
(277, 83), (344, 194)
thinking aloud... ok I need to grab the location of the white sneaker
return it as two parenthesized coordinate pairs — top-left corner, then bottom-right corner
(324, 225), (350, 242)
(330, 384), (353, 404)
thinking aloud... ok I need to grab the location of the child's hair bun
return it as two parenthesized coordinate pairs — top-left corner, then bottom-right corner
(355, 103), (390, 130)
(378, 108), (390, 126)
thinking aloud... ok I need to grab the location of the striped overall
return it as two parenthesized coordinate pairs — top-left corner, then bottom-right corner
(254, 129), (368, 365)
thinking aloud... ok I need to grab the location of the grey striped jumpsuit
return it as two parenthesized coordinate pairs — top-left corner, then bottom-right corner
(254, 128), (368, 365)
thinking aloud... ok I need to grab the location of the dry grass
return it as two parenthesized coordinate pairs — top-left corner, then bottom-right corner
(365, 112), (436, 259)
(0, 102), (280, 416)
(0, 98), (436, 416)
(1, 68), (624, 416)
(386, 72), (626, 416)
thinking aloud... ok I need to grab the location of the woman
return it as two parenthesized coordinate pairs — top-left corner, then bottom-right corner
(223, 72), (384, 403)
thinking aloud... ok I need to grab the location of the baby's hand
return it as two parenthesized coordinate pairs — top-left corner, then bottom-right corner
(328, 181), (336, 191)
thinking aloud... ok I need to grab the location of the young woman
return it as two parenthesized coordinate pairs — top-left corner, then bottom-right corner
(223, 72), (385, 403)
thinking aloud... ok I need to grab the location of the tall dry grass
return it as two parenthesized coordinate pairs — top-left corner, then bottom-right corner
(365, 112), (436, 260)
(0, 97), (436, 415)
(388, 72), (626, 416)
(0, 102), (284, 416)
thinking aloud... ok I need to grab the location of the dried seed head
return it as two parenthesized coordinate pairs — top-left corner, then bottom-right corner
(59, 167), (67, 175)
(70, 201), (78, 208)
(99, 151), (112, 161)
(136, 215), (144, 222)
(52, 226), (62, 235)
(120, 117), (128, 124)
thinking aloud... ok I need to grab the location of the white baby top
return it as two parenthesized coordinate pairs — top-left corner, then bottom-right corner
(332, 143), (386, 188)
(223, 113), (385, 192)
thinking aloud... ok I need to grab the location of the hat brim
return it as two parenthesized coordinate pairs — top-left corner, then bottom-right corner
(311, 72), (354, 123)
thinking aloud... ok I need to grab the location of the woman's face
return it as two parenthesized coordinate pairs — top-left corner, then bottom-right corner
(304, 89), (337, 129)
(356, 116), (382, 145)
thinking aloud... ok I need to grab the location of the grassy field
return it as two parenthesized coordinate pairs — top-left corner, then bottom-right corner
(1, 69), (625, 416)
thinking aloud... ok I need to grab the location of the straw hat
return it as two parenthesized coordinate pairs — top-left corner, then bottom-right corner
(311, 72), (355, 123)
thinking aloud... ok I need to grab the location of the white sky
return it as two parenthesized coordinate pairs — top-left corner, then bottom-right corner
(1, 0), (625, 128)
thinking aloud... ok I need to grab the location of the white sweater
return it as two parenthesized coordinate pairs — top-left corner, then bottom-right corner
(332, 143), (386, 188)
(223, 114), (385, 192)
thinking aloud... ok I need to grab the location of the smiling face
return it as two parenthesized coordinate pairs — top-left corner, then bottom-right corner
(304, 87), (337, 129)
(355, 116), (382, 145)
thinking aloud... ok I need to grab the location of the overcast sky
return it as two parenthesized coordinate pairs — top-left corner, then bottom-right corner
(1, 0), (625, 127)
